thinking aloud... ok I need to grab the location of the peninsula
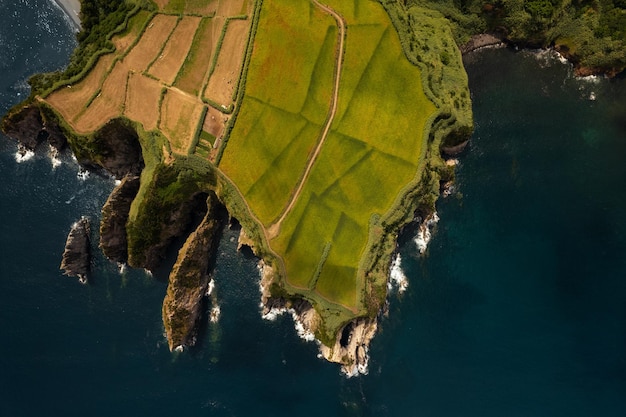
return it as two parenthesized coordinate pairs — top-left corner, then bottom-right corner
(3, 0), (623, 374)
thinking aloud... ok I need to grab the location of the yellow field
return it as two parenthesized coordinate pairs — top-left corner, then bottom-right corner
(46, 54), (115, 123)
(74, 61), (129, 133)
(160, 89), (206, 154)
(124, 14), (178, 72)
(175, 17), (222, 96)
(149, 16), (202, 86)
(124, 72), (162, 131)
(219, 0), (437, 312)
(203, 18), (250, 107)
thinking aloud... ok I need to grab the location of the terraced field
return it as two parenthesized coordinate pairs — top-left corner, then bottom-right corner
(44, 0), (254, 157)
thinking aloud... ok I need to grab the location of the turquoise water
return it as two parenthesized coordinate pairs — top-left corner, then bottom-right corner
(1, 1), (625, 415)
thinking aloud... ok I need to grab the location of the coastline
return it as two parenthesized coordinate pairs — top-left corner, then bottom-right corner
(51, 0), (81, 29)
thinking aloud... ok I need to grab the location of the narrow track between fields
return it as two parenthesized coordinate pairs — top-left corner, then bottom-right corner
(267, 0), (346, 239)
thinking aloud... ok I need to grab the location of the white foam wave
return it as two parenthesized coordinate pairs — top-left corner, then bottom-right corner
(261, 307), (316, 341)
(15, 146), (34, 163)
(209, 305), (221, 323)
(415, 212), (439, 254)
(578, 74), (601, 84)
(388, 254), (408, 293)
(77, 168), (90, 181)
(49, 144), (62, 168)
(206, 278), (215, 296)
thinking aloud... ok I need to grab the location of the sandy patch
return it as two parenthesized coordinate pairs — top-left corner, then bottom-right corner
(202, 105), (227, 139)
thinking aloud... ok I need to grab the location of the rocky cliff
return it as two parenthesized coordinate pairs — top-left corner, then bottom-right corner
(162, 193), (224, 351)
(1, 104), (67, 151)
(60, 216), (91, 284)
(99, 174), (141, 263)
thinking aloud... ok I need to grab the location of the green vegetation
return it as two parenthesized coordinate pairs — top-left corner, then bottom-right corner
(28, 1), (156, 97)
(219, 0), (456, 343)
(219, 0), (335, 224)
(397, 0), (626, 74)
(174, 17), (219, 95)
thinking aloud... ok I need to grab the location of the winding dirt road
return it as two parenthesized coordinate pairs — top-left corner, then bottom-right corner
(267, 0), (346, 238)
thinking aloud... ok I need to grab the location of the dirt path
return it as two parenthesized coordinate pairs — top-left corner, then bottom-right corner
(266, 0), (346, 239)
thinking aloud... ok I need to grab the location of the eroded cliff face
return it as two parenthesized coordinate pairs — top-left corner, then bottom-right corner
(99, 175), (141, 263)
(162, 193), (225, 351)
(60, 216), (91, 284)
(1, 104), (67, 151)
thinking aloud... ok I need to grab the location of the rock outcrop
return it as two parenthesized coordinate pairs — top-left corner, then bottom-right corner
(162, 194), (224, 351)
(99, 175), (141, 263)
(60, 216), (91, 284)
(75, 119), (144, 179)
(1, 104), (67, 151)
(319, 318), (378, 377)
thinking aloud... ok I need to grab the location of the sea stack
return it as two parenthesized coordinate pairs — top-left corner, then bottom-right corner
(60, 216), (91, 284)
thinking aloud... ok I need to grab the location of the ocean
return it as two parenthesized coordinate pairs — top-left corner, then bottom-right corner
(1, 1), (625, 415)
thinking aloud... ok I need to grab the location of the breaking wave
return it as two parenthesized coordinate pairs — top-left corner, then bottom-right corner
(388, 254), (408, 293)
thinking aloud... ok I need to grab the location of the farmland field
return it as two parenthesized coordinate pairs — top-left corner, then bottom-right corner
(219, 0), (436, 312)
(43, 0), (253, 160)
(149, 16), (202, 86)
(174, 17), (221, 96)
(124, 72), (162, 131)
(38, 0), (443, 350)
(160, 89), (205, 154)
(203, 18), (250, 107)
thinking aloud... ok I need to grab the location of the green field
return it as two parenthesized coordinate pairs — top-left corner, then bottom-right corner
(219, 0), (436, 312)
(219, 0), (335, 224)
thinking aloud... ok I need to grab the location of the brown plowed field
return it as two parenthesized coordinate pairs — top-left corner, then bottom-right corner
(74, 61), (129, 133)
(185, 0), (218, 15)
(111, 11), (152, 54)
(175, 17), (222, 96)
(153, 0), (169, 9)
(148, 16), (201, 86)
(216, 0), (248, 17)
(202, 105), (226, 139)
(203, 18), (249, 107)
(124, 72), (162, 131)
(124, 14), (178, 72)
(160, 89), (205, 154)
(46, 54), (115, 123)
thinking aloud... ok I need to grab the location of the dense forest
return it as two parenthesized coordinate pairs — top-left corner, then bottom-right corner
(404, 0), (626, 74)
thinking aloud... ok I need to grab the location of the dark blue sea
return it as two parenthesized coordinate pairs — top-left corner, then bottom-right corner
(1, 1), (625, 415)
